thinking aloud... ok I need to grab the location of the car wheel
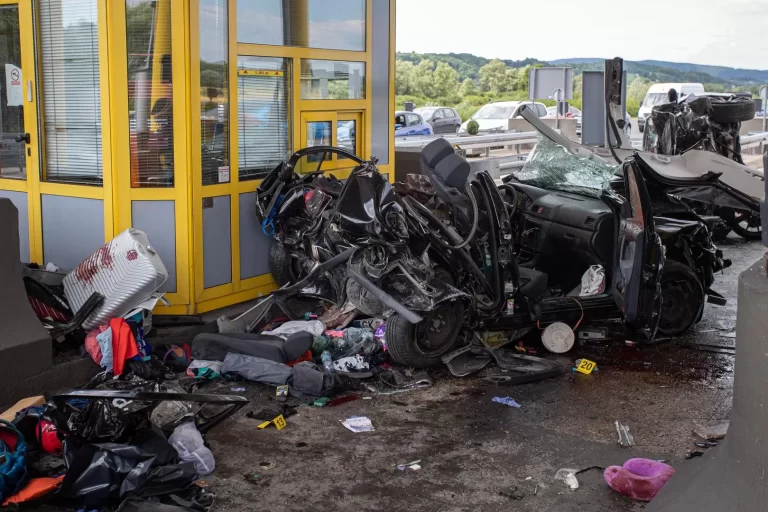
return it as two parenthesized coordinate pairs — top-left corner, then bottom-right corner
(269, 239), (300, 286)
(710, 97), (756, 123)
(658, 260), (704, 336)
(729, 210), (762, 241)
(385, 299), (465, 368)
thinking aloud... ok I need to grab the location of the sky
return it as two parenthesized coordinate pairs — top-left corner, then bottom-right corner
(396, 0), (768, 70)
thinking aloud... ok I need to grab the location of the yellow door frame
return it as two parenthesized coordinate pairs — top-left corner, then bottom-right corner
(189, 0), (375, 314)
(108, 0), (191, 314)
(299, 110), (364, 173)
(0, 0), (39, 261)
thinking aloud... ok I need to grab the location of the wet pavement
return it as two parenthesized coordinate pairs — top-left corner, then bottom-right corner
(199, 237), (763, 511)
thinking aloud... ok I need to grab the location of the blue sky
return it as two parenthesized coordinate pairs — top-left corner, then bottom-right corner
(396, 0), (768, 70)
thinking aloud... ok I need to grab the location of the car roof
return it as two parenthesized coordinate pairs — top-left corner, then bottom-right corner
(395, 111), (421, 116)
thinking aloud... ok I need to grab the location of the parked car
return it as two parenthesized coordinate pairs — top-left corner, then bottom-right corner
(395, 111), (433, 137)
(414, 106), (462, 134)
(544, 105), (582, 135)
(458, 101), (548, 134)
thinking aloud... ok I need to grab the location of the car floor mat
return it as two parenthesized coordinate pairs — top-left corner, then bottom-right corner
(442, 346), (492, 377)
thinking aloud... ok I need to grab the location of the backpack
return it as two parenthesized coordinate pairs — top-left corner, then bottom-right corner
(0, 419), (30, 502)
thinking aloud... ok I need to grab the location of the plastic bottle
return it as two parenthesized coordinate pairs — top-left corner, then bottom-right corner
(321, 351), (334, 374)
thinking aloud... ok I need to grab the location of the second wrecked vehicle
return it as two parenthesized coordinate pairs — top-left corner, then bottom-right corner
(255, 135), (723, 368)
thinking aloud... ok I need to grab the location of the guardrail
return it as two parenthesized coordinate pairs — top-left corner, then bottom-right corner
(741, 132), (768, 153)
(394, 131), (538, 156)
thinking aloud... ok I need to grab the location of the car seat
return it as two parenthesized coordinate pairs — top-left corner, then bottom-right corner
(419, 139), (549, 299)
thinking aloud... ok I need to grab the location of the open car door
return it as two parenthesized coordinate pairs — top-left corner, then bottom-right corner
(603, 158), (665, 340)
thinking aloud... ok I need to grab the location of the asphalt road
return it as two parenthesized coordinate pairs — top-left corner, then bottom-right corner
(200, 237), (765, 512)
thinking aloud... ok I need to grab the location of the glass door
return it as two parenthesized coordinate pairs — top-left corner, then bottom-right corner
(0, 0), (37, 182)
(299, 111), (363, 173)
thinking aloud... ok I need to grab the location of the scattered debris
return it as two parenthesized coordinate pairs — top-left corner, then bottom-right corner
(554, 468), (580, 491)
(693, 422), (729, 441)
(616, 421), (635, 447)
(327, 395), (359, 407)
(604, 459), (675, 502)
(694, 441), (719, 448)
(499, 487), (525, 500)
(258, 462), (276, 471)
(396, 460), (422, 471)
(625, 340), (637, 347)
(686, 448), (706, 459)
(492, 396), (521, 408)
(295, 442), (308, 448)
(342, 416), (375, 433)
(231, 387), (246, 392)
(578, 327), (607, 341)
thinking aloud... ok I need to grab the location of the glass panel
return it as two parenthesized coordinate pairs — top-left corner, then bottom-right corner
(200, 0), (229, 185)
(305, 121), (331, 162)
(300, 60), (365, 100)
(237, 56), (292, 181)
(337, 119), (355, 159)
(38, 0), (103, 185)
(0, 6), (25, 179)
(236, 0), (365, 51)
(126, 0), (174, 188)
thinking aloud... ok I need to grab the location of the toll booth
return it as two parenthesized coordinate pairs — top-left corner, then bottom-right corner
(0, 0), (396, 315)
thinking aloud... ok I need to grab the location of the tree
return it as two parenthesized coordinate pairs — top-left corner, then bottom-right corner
(395, 60), (416, 95)
(627, 76), (652, 106)
(479, 59), (509, 94)
(201, 69), (221, 101)
(505, 68), (521, 91)
(459, 78), (477, 97)
(413, 59), (436, 98)
(433, 62), (459, 98)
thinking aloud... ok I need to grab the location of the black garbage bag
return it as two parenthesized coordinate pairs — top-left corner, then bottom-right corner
(56, 427), (197, 508)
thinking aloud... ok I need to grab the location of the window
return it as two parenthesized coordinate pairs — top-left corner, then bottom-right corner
(238, 56), (292, 181)
(236, 0), (365, 52)
(394, 113), (406, 127)
(536, 104), (548, 117)
(126, 0), (174, 188)
(407, 114), (421, 127)
(337, 119), (356, 158)
(305, 121), (331, 162)
(0, 6), (24, 179)
(438, 109), (450, 119)
(300, 60), (365, 100)
(200, 0), (229, 185)
(38, 0), (103, 185)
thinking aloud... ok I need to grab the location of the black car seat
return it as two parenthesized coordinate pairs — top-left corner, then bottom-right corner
(419, 139), (548, 299)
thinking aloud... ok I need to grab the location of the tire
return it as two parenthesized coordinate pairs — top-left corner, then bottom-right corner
(709, 98), (756, 123)
(729, 210), (762, 241)
(658, 260), (704, 336)
(385, 300), (465, 368)
(268, 240), (295, 286)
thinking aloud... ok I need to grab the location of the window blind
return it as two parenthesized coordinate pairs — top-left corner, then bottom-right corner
(237, 57), (291, 181)
(38, 0), (103, 184)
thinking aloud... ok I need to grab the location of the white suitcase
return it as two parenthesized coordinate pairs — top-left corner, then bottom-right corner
(63, 228), (168, 330)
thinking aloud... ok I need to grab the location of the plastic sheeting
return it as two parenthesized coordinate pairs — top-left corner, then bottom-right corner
(517, 135), (619, 198)
(56, 428), (197, 508)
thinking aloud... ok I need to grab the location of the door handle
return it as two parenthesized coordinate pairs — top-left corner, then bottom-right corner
(15, 133), (30, 144)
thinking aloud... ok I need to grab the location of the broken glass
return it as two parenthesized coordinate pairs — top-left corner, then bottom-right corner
(515, 134), (619, 198)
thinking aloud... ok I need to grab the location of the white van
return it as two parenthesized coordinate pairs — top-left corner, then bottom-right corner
(638, 83), (705, 132)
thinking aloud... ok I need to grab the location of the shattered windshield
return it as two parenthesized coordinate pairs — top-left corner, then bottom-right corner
(515, 135), (619, 198)
(643, 92), (669, 107)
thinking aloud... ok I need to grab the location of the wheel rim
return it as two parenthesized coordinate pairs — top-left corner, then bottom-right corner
(414, 302), (462, 357)
(733, 211), (761, 235)
(659, 275), (699, 333)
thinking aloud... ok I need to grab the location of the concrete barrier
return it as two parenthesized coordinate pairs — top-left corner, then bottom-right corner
(508, 118), (578, 145)
(0, 199), (53, 402)
(646, 257), (768, 511)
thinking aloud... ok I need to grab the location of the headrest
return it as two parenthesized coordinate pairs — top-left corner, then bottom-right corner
(420, 138), (455, 169)
(434, 153), (470, 189)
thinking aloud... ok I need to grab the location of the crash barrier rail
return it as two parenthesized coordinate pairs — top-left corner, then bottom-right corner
(395, 131), (539, 157)
(740, 132), (768, 155)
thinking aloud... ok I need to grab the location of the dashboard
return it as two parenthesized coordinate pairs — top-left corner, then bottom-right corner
(509, 182), (615, 279)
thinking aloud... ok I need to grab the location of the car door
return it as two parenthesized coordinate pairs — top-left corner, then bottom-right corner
(447, 109), (460, 132)
(432, 109), (446, 133)
(603, 159), (665, 339)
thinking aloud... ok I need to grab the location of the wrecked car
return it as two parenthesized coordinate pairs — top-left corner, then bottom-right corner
(256, 140), (696, 368)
